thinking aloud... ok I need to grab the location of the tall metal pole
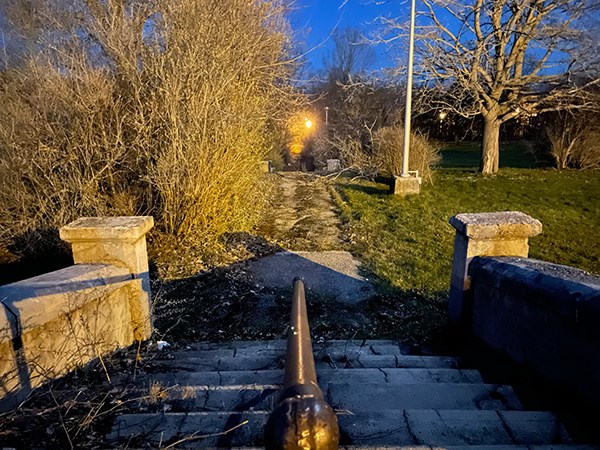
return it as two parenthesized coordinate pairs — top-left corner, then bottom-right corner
(402, 0), (416, 177)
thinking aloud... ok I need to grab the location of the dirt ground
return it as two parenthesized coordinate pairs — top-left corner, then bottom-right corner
(150, 172), (446, 346)
(256, 172), (345, 251)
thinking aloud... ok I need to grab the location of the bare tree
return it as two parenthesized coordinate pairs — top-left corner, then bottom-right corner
(382, 0), (600, 173)
(323, 27), (375, 84)
(546, 110), (600, 169)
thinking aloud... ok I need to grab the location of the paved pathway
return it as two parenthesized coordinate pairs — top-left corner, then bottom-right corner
(252, 172), (373, 303)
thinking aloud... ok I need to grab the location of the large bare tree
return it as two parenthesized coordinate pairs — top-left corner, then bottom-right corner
(386, 0), (599, 173)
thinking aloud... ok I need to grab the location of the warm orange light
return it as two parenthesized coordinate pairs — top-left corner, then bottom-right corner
(290, 143), (303, 154)
(287, 112), (316, 160)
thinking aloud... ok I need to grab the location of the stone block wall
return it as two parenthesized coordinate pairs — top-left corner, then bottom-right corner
(448, 211), (600, 406)
(468, 257), (600, 405)
(0, 217), (153, 410)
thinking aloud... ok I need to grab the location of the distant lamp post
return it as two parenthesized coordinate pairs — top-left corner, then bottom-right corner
(324, 107), (329, 127)
(439, 111), (447, 136)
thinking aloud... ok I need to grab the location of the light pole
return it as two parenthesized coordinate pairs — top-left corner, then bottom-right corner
(324, 107), (329, 127)
(401, 0), (416, 178)
(439, 110), (447, 136)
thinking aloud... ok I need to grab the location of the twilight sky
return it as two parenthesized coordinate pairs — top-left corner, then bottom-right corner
(290, 0), (411, 74)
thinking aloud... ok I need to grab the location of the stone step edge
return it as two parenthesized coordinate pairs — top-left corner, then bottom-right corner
(134, 367), (484, 385)
(146, 354), (461, 371)
(182, 447), (598, 450)
(169, 339), (404, 348)
(108, 409), (572, 446)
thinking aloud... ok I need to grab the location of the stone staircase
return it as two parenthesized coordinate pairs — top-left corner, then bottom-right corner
(107, 339), (597, 448)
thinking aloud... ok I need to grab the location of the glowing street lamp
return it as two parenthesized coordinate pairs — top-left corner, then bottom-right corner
(305, 118), (313, 129)
(439, 111), (447, 135)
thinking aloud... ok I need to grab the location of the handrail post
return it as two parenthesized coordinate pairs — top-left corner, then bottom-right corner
(264, 278), (339, 449)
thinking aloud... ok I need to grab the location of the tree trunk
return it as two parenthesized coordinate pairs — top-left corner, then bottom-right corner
(480, 115), (501, 174)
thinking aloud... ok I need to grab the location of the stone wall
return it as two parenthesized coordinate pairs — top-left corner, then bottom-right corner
(468, 257), (600, 405)
(0, 217), (153, 411)
(448, 211), (600, 406)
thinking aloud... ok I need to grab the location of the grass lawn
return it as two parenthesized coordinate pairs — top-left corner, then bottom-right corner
(335, 168), (599, 301)
(440, 141), (550, 169)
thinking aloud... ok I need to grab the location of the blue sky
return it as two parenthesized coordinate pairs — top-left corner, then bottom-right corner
(290, 0), (411, 74)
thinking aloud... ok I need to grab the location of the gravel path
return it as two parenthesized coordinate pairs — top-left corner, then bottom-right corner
(256, 172), (344, 251)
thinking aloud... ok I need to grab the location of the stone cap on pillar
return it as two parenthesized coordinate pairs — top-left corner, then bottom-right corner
(60, 216), (154, 243)
(449, 211), (542, 240)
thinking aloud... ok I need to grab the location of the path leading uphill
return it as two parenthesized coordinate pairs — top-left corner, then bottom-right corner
(256, 172), (344, 251)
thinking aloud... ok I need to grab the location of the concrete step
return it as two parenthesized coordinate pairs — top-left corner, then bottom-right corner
(138, 367), (484, 387)
(150, 340), (412, 365)
(108, 410), (572, 447)
(170, 339), (406, 354)
(192, 447), (600, 450)
(144, 354), (460, 372)
(136, 383), (521, 412)
(180, 447), (600, 450)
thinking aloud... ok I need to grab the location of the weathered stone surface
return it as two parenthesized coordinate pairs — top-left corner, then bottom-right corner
(326, 383), (521, 412)
(60, 216), (153, 340)
(147, 352), (460, 372)
(497, 411), (571, 445)
(469, 257), (600, 323)
(469, 256), (600, 406)
(118, 382), (521, 413)
(137, 368), (483, 389)
(392, 175), (421, 196)
(108, 410), (570, 447)
(0, 264), (136, 400)
(0, 216), (155, 409)
(0, 264), (131, 333)
(106, 333), (586, 448)
(327, 159), (341, 172)
(59, 216), (154, 242)
(260, 160), (272, 173)
(448, 211), (542, 324)
(449, 212), (542, 240)
(0, 306), (19, 402)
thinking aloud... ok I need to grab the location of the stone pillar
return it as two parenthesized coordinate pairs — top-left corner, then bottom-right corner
(326, 159), (341, 173)
(261, 160), (273, 173)
(59, 216), (154, 340)
(448, 211), (542, 325)
(392, 175), (420, 196)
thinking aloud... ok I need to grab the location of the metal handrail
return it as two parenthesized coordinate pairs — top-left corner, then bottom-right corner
(264, 278), (339, 449)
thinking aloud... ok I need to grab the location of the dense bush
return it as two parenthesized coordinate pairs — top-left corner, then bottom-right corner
(0, 0), (299, 261)
(373, 126), (441, 180)
(547, 112), (600, 170)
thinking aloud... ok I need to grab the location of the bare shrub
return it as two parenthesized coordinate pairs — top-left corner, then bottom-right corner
(0, 0), (299, 261)
(373, 126), (441, 180)
(547, 112), (600, 170)
(313, 134), (377, 175)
